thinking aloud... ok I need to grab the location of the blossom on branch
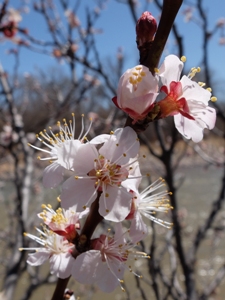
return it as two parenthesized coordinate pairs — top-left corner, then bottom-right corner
(157, 55), (216, 142)
(113, 65), (158, 123)
(60, 127), (141, 222)
(126, 178), (173, 243)
(29, 114), (92, 188)
(38, 204), (88, 243)
(20, 227), (74, 279)
(71, 224), (149, 293)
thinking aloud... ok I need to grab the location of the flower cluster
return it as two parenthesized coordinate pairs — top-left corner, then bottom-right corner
(21, 53), (217, 294)
(21, 114), (173, 292)
(114, 54), (216, 143)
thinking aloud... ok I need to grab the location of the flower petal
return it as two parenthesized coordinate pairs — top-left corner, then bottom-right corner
(43, 163), (64, 188)
(90, 134), (110, 144)
(181, 75), (211, 106)
(72, 143), (98, 174)
(61, 176), (96, 210)
(99, 185), (132, 222)
(99, 127), (139, 165)
(27, 249), (50, 266)
(72, 250), (103, 284)
(159, 55), (183, 86)
(49, 252), (74, 279)
(129, 211), (148, 243)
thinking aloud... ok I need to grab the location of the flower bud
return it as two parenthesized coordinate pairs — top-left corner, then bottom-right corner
(136, 11), (157, 47)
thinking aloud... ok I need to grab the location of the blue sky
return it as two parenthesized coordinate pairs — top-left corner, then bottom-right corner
(1, 0), (225, 97)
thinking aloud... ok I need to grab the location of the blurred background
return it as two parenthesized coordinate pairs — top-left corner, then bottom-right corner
(0, 0), (224, 299)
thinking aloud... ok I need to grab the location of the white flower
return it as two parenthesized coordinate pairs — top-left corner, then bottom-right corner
(38, 204), (88, 242)
(60, 127), (141, 222)
(158, 55), (216, 142)
(20, 227), (74, 279)
(29, 113), (92, 188)
(71, 224), (149, 293)
(127, 178), (173, 243)
(113, 65), (158, 123)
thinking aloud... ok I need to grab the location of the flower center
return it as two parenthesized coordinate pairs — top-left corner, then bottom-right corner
(129, 66), (146, 91)
(89, 156), (129, 188)
(51, 207), (67, 225)
(158, 81), (194, 120)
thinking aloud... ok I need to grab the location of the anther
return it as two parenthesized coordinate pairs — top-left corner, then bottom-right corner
(211, 96), (217, 102)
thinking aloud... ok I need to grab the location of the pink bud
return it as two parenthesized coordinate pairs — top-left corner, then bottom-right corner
(136, 11), (157, 47)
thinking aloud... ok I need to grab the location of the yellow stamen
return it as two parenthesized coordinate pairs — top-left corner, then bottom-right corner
(211, 96), (217, 102)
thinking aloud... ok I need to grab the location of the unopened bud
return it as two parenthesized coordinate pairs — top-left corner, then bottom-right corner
(136, 11), (157, 48)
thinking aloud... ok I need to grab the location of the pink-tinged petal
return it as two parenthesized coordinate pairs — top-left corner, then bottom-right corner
(99, 127), (139, 165)
(129, 212), (148, 243)
(112, 96), (120, 108)
(61, 176), (96, 210)
(49, 252), (74, 278)
(116, 65), (158, 122)
(174, 114), (203, 142)
(72, 250), (103, 284)
(99, 185), (132, 222)
(90, 134), (110, 144)
(123, 92), (158, 117)
(159, 55), (183, 86)
(160, 85), (168, 94)
(169, 81), (183, 98)
(27, 250), (50, 266)
(117, 65), (158, 103)
(72, 143), (98, 174)
(43, 163), (64, 188)
(181, 75), (211, 105)
(132, 67), (158, 95)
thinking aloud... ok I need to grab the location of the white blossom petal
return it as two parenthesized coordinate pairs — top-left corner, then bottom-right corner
(49, 252), (74, 278)
(27, 250), (50, 266)
(99, 186), (132, 222)
(99, 127), (139, 165)
(159, 54), (183, 86)
(43, 163), (64, 188)
(129, 212), (148, 243)
(61, 176), (96, 210)
(72, 250), (103, 284)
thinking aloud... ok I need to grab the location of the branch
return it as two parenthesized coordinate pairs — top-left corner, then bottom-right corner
(199, 263), (225, 299)
(140, 0), (183, 72)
